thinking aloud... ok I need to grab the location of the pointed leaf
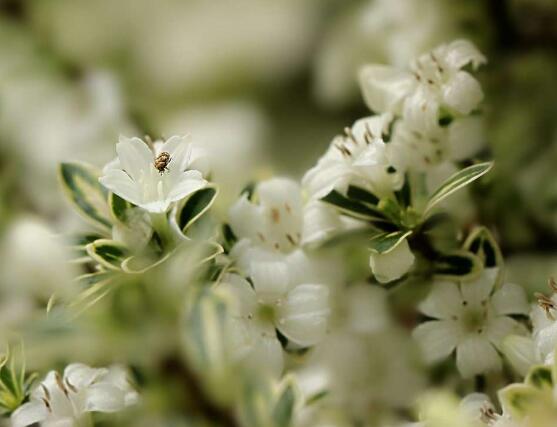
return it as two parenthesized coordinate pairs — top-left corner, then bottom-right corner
(346, 185), (380, 206)
(498, 383), (540, 420)
(463, 227), (503, 268)
(85, 239), (129, 270)
(369, 230), (412, 254)
(321, 190), (395, 231)
(109, 192), (132, 224)
(525, 365), (553, 390)
(433, 250), (482, 280)
(424, 162), (493, 216)
(177, 186), (218, 233)
(58, 162), (111, 230)
(273, 380), (297, 427)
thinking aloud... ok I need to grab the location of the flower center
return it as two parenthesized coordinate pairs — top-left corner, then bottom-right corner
(461, 307), (487, 334)
(256, 303), (277, 325)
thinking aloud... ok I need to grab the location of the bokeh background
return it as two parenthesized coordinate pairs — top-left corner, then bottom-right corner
(0, 0), (557, 351)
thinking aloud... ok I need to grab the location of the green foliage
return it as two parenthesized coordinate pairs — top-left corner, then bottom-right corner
(424, 162), (493, 217)
(0, 345), (35, 415)
(368, 230), (412, 254)
(59, 162), (112, 231)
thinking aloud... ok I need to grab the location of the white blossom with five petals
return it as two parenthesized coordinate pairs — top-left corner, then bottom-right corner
(413, 268), (529, 378)
(11, 363), (138, 427)
(359, 39), (486, 132)
(302, 114), (404, 200)
(99, 135), (207, 213)
(220, 273), (330, 377)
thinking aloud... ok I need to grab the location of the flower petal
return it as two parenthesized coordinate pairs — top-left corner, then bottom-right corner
(491, 283), (529, 316)
(412, 320), (459, 364)
(419, 280), (463, 320)
(116, 136), (152, 182)
(460, 267), (498, 309)
(456, 336), (501, 378)
(359, 65), (415, 114)
(443, 71), (483, 115)
(64, 363), (107, 389)
(245, 333), (284, 378)
(250, 260), (291, 303)
(99, 169), (141, 206)
(229, 194), (264, 242)
(85, 383), (126, 412)
(166, 170), (207, 203)
(11, 401), (49, 427)
(448, 116), (485, 162)
(276, 284), (330, 347)
(219, 273), (257, 317)
(443, 39), (486, 70)
(301, 201), (342, 246)
(534, 321), (557, 364)
(485, 316), (526, 349)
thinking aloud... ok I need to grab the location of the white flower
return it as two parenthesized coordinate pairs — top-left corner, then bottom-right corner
(460, 393), (520, 427)
(230, 177), (344, 252)
(302, 114), (404, 200)
(220, 272), (330, 377)
(530, 292), (557, 365)
(301, 200), (343, 246)
(99, 135), (207, 213)
(229, 178), (303, 253)
(413, 268), (529, 378)
(11, 364), (138, 427)
(370, 238), (415, 284)
(388, 115), (484, 171)
(360, 39), (486, 130)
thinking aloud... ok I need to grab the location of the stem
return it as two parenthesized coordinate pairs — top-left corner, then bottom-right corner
(150, 212), (175, 252)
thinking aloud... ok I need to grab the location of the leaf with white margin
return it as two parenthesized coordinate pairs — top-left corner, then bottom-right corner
(272, 376), (299, 427)
(121, 240), (223, 274)
(176, 186), (218, 236)
(463, 226), (503, 269)
(424, 162), (493, 217)
(369, 230), (412, 254)
(433, 250), (482, 280)
(181, 286), (233, 406)
(525, 365), (553, 390)
(108, 192), (133, 225)
(85, 239), (130, 271)
(59, 162), (112, 231)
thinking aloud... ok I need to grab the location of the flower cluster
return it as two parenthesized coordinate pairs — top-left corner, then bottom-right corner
(5, 36), (553, 427)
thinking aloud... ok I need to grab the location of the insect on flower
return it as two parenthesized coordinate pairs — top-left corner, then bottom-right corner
(154, 151), (172, 174)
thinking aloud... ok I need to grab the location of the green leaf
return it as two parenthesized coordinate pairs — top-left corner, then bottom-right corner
(181, 286), (234, 405)
(221, 224), (237, 253)
(75, 271), (115, 288)
(346, 185), (379, 206)
(177, 186), (218, 233)
(272, 381), (296, 427)
(109, 192), (132, 224)
(424, 162), (493, 216)
(525, 365), (553, 390)
(369, 230), (412, 254)
(498, 383), (540, 420)
(85, 239), (129, 270)
(420, 212), (453, 233)
(68, 232), (106, 262)
(70, 272), (117, 313)
(463, 227), (503, 268)
(321, 190), (395, 230)
(433, 251), (482, 280)
(58, 162), (112, 230)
